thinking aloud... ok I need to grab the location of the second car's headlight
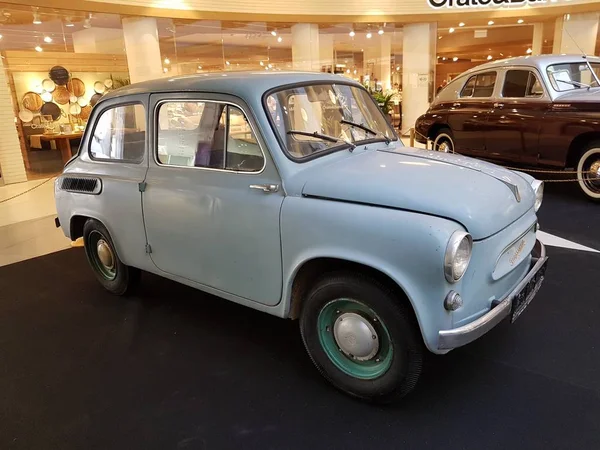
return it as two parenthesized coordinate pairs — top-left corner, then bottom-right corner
(444, 231), (473, 283)
(532, 179), (544, 212)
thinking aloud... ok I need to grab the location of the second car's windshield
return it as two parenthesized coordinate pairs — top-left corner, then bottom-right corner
(265, 83), (397, 159)
(547, 62), (600, 91)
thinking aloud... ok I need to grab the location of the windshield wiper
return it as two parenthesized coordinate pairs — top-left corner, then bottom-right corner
(287, 130), (356, 151)
(556, 78), (591, 90)
(340, 119), (391, 145)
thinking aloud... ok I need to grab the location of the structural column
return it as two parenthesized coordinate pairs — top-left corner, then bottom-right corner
(291, 24), (320, 71)
(402, 23), (437, 134)
(319, 34), (334, 73)
(362, 35), (392, 91)
(531, 23), (544, 56)
(122, 17), (164, 83)
(553, 13), (599, 55)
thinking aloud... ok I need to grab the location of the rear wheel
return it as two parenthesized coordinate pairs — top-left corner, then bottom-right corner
(83, 219), (140, 295)
(432, 128), (455, 153)
(300, 272), (423, 403)
(577, 143), (600, 201)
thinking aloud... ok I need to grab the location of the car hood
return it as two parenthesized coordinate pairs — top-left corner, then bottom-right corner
(555, 89), (600, 104)
(300, 147), (535, 240)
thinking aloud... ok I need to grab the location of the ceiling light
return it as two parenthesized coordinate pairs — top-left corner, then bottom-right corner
(163, 67), (168, 73)
(83, 18), (91, 29)
(453, 57), (458, 62)
(197, 65), (202, 69)
(500, 52), (504, 56)
(164, 57), (170, 64)
(260, 61), (264, 66)
(526, 48), (532, 54)
(517, 19), (524, 24)
(277, 36), (282, 43)
(35, 45), (42, 52)
(442, 57), (447, 61)
(366, 32), (372, 39)
(349, 30), (355, 37)
(378, 29), (384, 35)
(43, 36), (52, 43)
(0, 35), (3, 40)
(65, 18), (74, 27)
(396, 66), (400, 71)
(225, 61), (230, 65)
(268, 63), (273, 68)
(353, 69), (357, 74)
(346, 69), (350, 73)
(487, 55), (493, 60)
(271, 30), (277, 36)
(488, 20), (494, 25)
(438, 36), (442, 39)
(449, 27), (455, 33)
(32, 13), (41, 25)
(459, 22), (465, 27)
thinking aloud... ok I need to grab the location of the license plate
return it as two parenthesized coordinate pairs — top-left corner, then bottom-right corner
(510, 260), (548, 323)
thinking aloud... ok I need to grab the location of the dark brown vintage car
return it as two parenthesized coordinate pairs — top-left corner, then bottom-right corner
(415, 55), (600, 200)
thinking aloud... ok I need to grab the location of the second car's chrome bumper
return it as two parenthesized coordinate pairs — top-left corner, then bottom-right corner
(438, 239), (547, 351)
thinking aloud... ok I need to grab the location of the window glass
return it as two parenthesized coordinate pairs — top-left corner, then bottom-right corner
(472, 72), (497, 97)
(266, 83), (397, 160)
(90, 104), (145, 162)
(547, 62), (600, 91)
(157, 101), (263, 172)
(460, 75), (477, 97)
(502, 70), (543, 98)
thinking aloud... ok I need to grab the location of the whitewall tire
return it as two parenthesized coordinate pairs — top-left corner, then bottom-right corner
(433, 132), (454, 153)
(577, 147), (600, 201)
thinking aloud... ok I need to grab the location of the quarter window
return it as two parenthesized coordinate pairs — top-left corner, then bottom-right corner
(502, 70), (544, 98)
(460, 72), (497, 98)
(157, 101), (264, 172)
(89, 104), (145, 162)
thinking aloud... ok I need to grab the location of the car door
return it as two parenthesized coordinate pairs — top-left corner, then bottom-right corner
(485, 69), (549, 164)
(447, 71), (496, 154)
(142, 93), (284, 306)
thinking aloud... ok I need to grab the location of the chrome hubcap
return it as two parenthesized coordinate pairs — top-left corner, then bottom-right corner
(591, 161), (600, 178)
(333, 312), (379, 361)
(96, 239), (114, 269)
(438, 142), (451, 153)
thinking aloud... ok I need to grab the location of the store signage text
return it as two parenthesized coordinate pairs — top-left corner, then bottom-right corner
(428, 0), (547, 9)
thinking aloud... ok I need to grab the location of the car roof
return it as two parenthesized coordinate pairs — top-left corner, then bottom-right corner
(458, 54), (600, 79)
(101, 71), (362, 103)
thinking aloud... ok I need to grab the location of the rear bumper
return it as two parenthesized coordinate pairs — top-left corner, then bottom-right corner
(438, 240), (547, 351)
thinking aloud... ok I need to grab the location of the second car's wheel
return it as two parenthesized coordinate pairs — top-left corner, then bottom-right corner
(577, 143), (600, 201)
(83, 218), (140, 295)
(300, 272), (423, 403)
(432, 128), (455, 153)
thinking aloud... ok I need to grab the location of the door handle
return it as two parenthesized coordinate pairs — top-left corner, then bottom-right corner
(494, 102), (504, 109)
(249, 184), (279, 193)
(452, 102), (461, 108)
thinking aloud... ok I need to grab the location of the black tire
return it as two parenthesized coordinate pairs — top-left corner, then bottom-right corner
(299, 272), (423, 403)
(432, 127), (455, 153)
(577, 141), (600, 202)
(82, 218), (140, 295)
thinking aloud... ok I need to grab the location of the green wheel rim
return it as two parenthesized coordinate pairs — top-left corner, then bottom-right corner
(87, 230), (117, 281)
(317, 298), (393, 380)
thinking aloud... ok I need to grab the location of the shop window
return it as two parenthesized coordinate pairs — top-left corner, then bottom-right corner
(460, 72), (497, 98)
(157, 101), (263, 172)
(89, 104), (145, 162)
(502, 70), (543, 98)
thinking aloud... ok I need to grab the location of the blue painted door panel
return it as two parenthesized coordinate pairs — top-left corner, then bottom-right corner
(142, 93), (284, 306)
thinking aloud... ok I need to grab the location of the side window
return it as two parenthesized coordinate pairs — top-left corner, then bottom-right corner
(157, 101), (264, 172)
(503, 70), (544, 98)
(89, 104), (145, 162)
(460, 75), (476, 98)
(472, 72), (497, 97)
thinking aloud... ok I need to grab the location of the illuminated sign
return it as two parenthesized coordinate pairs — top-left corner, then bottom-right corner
(428, 0), (547, 9)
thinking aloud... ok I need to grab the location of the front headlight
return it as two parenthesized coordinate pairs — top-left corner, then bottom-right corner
(532, 179), (544, 212)
(444, 231), (473, 283)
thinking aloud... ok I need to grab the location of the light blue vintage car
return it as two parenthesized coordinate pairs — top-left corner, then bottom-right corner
(55, 72), (547, 403)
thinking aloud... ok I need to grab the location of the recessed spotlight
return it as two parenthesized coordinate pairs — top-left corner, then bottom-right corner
(164, 57), (170, 64)
(449, 27), (455, 33)
(35, 45), (43, 52)
(197, 65), (202, 69)
(526, 48), (532, 54)
(0, 34), (3, 40)
(268, 63), (273, 68)
(163, 67), (168, 73)
(437, 55), (440, 59)
(378, 29), (384, 35)
(271, 30), (277, 36)
(438, 36), (443, 40)
(83, 17), (91, 29)
(488, 20), (494, 25)
(259, 61), (264, 66)
(225, 61), (230, 65)
(65, 18), (74, 27)
(442, 57), (447, 61)
(459, 22), (465, 27)
(366, 32), (372, 39)
(32, 13), (41, 25)
(346, 69), (350, 73)
(517, 19), (524, 24)
(353, 69), (357, 74)
(349, 30), (355, 37)
(43, 36), (52, 43)
(277, 36), (282, 43)
(453, 57), (458, 62)
(487, 55), (493, 60)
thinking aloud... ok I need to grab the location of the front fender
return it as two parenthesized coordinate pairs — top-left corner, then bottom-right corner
(280, 196), (465, 353)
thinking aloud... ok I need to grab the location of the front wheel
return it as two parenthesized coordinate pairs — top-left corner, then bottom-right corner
(300, 273), (423, 403)
(432, 128), (455, 153)
(577, 145), (600, 201)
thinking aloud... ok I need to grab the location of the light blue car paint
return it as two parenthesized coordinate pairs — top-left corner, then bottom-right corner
(55, 71), (545, 355)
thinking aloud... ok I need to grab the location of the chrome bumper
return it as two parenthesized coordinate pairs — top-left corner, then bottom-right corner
(438, 239), (547, 351)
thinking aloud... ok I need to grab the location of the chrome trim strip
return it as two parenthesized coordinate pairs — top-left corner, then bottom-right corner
(438, 239), (547, 350)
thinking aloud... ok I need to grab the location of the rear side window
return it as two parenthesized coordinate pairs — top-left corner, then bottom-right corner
(502, 70), (544, 98)
(460, 71), (497, 98)
(89, 104), (145, 162)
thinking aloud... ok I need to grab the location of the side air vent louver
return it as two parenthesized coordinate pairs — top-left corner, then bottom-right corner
(60, 177), (102, 194)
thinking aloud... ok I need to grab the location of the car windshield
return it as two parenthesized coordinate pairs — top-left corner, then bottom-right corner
(265, 83), (397, 160)
(547, 62), (600, 91)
